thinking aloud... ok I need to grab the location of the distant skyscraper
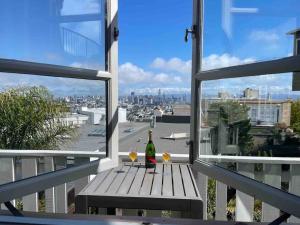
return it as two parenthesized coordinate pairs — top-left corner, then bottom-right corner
(131, 91), (135, 103)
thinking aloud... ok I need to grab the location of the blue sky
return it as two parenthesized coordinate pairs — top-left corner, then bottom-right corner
(118, 0), (298, 96)
(0, 0), (299, 97)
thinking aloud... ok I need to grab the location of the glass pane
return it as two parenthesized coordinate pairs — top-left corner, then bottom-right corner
(0, 73), (106, 200)
(0, 73), (106, 152)
(202, 0), (299, 71)
(0, 0), (106, 70)
(199, 73), (300, 220)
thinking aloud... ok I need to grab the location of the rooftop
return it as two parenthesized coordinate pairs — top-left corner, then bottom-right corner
(119, 122), (190, 154)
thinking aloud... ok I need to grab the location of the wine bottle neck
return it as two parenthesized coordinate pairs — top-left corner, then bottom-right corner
(148, 132), (152, 142)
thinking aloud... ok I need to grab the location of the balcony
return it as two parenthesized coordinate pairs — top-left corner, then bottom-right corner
(1, 149), (300, 224)
(1, 0), (300, 224)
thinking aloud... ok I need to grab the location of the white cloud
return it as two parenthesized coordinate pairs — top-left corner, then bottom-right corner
(119, 55), (256, 94)
(174, 76), (182, 82)
(153, 73), (169, 83)
(119, 62), (182, 85)
(151, 54), (255, 73)
(151, 57), (191, 74)
(119, 63), (151, 84)
(0, 73), (105, 97)
(202, 73), (294, 97)
(247, 19), (295, 54)
(249, 30), (280, 42)
(202, 54), (255, 70)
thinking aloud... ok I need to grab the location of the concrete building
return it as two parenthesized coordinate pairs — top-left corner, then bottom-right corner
(80, 106), (127, 125)
(218, 91), (231, 99)
(80, 107), (106, 125)
(172, 104), (191, 116)
(243, 88), (259, 99)
(153, 107), (164, 117)
(119, 107), (127, 123)
(61, 113), (89, 127)
(202, 98), (291, 127)
(242, 99), (291, 126)
(119, 121), (190, 154)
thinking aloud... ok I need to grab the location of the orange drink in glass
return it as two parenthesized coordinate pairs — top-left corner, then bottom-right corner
(162, 152), (171, 162)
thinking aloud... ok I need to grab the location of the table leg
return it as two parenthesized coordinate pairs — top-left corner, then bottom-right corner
(191, 200), (203, 219)
(75, 195), (88, 214)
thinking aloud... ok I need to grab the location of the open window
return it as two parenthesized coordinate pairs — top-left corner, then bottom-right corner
(190, 0), (300, 221)
(0, 0), (119, 171)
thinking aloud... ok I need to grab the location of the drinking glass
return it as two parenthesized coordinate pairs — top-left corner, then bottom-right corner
(129, 151), (137, 166)
(162, 152), (171, 163)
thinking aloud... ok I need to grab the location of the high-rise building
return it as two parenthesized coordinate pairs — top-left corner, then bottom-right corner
(130, 91), (135, 104)
(243, 88), (259, 99)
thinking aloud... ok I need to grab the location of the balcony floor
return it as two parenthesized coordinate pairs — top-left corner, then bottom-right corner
(0, 211), (275, 225)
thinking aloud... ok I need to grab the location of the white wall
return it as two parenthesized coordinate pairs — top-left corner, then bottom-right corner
(119, 108), (127, 123)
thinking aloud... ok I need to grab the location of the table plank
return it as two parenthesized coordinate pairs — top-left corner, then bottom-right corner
(77, 163), (203, 219)
(162, 164), (173, 196)
(117, 165), (139, 195)
(128, 166), (146, 195)
(106, 165), (130, 195)
(140, 168), (155, 196)
(188, 165), (201, 198)
(180, 164), (196, 197)
(80, 169), (111, 194)
(94, 165), (123, 195)
(172, 164), (184, 197)
(151, 164), (163, 196)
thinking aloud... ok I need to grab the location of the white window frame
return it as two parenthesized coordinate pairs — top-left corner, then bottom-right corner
(0, 0), (119, 172)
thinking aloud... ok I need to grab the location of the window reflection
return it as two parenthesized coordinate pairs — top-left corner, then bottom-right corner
(0, 0), (106, 70)
(202, 0), (300, 70)
(200, 74), (300, 157)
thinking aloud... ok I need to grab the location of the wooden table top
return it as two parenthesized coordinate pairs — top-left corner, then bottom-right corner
(76, 163), (202, 214)
(79, 163), (200, 199)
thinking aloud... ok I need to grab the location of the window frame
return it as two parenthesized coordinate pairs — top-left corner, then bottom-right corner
(189, 0), (300, 218)
(190, 0), (300, 161)
(0, 0), (119, 172)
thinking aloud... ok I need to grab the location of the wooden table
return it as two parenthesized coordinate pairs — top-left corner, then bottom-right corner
(75, 163), (202, 219)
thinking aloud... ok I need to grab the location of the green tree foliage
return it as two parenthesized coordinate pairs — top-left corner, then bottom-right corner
(207, 179), (216, 219)
(208, 100), (249, 126)
(208, 100), (254, 155)
(0, 86), (75, 149)
(291, 100), (300, 133)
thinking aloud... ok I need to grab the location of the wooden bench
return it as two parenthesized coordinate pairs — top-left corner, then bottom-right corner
(76, 163), (202, 219)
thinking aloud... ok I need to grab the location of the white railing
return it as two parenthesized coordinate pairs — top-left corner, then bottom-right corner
(1, 151), (300, 224)
(194, 155), (300, 223)
(0, 150), (189, 214)
(0, 150), (105, 213)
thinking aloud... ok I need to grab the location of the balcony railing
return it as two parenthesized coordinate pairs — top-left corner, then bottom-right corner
(0, 151), (300, 223)
(195, 155), (300, 223)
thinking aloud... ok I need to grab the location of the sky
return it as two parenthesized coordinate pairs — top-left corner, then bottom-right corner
(0, 0), (299, 97)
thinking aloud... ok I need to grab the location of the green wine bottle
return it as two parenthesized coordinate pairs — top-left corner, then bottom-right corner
(145, 130), (156, 168)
